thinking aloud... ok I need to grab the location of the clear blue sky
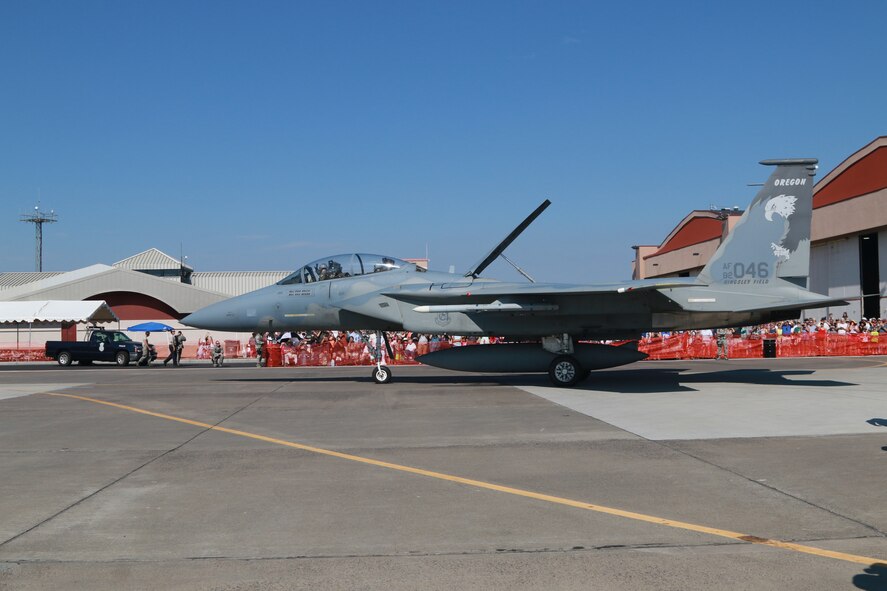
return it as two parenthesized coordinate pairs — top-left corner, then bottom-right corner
(2, 1), (885, 283)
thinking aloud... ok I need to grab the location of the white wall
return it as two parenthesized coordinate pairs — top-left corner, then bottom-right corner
(879, 228), (887, 318)
(806, 238), (861, 320)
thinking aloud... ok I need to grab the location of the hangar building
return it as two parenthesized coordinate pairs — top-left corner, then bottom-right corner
(633, 136), (887, 321)
(0, 250), (289, 346)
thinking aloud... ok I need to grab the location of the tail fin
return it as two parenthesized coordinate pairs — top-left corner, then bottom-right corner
(698, 158), (818, 289)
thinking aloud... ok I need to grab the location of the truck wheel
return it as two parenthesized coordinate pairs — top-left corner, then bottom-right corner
(57, 351), (73, 366)
(116, 351), (130, 366)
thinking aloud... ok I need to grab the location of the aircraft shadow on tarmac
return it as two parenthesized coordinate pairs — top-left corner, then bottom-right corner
(215, 367), (856, 394)
(570, 368), (857, 394)
(853, 563), (887, 591)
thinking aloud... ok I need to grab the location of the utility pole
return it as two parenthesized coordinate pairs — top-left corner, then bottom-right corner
(20, 205), (58, 272)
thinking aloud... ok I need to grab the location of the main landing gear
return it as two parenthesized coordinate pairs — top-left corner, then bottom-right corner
(543, 334), (587, 387)
(370, 330), (393, 384)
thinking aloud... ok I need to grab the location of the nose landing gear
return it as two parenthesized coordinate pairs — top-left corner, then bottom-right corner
(372, 365), (392, 384)
(370, 330), (394, 384)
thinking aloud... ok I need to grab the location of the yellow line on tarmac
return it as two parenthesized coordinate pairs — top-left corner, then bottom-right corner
(46, 391), (886, 567)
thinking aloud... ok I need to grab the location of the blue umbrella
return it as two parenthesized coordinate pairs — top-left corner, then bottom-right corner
(127, 322), (174, 332)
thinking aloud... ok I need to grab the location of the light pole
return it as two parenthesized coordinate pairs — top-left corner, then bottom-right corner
(20, 206), (58, 272)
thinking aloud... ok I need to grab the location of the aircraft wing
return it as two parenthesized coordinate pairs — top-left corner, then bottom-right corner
(382, 278), (702, 312)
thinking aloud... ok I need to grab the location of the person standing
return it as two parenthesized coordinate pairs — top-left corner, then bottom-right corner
(254, 331), (265, 367)
(163, 328), (177, 366)
(175, 330), (186, 365)
(139, 331), (153, 366)
(211, 340), (224, 367)
(716, 327), (729, 359)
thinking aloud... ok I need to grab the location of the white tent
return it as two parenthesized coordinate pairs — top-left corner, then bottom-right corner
(0, 300), (118, 324)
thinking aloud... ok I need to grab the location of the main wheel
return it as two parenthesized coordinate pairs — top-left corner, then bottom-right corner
(548, 355), (582, 387)
(116, 351), (130, 366)
(57, 351), (73, 366)
(372, 365), (392, 384)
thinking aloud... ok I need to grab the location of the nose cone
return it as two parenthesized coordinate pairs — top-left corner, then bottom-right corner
(182, 300), (240, 330)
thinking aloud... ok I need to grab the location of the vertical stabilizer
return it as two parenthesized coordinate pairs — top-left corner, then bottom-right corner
(698, 159), (818, 289)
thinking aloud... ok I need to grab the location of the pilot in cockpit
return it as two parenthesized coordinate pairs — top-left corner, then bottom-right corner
(374, 257), (397, 273)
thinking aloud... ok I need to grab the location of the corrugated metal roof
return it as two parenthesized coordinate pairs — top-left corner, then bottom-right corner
(191, 271), (289, 296)
(0, 300), (118, 324)
(0, 264), (116, 299)
(0, 272), (65, 290)
(0, 264), (227, 313)
(114, 248), (193, 271)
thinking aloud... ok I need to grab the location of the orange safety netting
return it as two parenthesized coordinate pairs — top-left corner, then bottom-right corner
(0, 348), (53, 362)
(639, 333), (887, 360)
(172, 340), (460, 367)
(264, 341), (459, 367)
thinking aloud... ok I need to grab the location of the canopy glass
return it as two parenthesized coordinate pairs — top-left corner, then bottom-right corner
(277, 253), (418, 285)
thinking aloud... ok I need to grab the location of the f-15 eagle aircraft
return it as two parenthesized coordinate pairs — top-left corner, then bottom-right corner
(184, 158), (843, 387)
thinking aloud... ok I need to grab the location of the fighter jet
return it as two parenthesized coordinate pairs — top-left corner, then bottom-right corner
(184, 159), (843, 386)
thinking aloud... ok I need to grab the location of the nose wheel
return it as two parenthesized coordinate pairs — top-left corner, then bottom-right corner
(548, 355), (583, 387)
(372, 365), (392, 384)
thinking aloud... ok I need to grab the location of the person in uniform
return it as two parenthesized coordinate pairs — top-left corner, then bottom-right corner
(139, 331), (153, 366)
(716, 327), (729, 359)
(254, 331), (265, 367)
(175, 330), (187, 365)
(163, 328), (177, 366)
(211, 340), (224, 367)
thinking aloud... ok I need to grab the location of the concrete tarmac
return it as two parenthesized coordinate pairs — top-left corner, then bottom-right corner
(1, 357), (886, 590)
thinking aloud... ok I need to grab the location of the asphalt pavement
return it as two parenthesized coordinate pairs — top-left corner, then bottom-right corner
(1, 357), (886, 590)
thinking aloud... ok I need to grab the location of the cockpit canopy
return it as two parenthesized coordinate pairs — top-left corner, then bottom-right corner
(278, 253), (420, 285)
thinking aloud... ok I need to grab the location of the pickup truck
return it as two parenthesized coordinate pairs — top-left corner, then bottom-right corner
(45, 329), (144, 366)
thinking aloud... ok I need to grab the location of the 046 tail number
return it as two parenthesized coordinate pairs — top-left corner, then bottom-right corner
(723, 262), (769, 280)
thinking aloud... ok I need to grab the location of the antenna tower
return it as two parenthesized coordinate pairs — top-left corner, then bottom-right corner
(20, 206), (58, 271)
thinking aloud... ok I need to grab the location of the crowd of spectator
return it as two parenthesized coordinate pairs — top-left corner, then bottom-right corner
(182, 311), (887, 366)
(193, 331), (501, 366)
(640, 313), (887, 360)
(4, 312), (886, 364)
(644, 312), (887, 341)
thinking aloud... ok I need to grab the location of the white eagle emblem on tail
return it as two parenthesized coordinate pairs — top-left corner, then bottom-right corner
(770, 242), (791, 260)
(764, 194), (796, 221)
